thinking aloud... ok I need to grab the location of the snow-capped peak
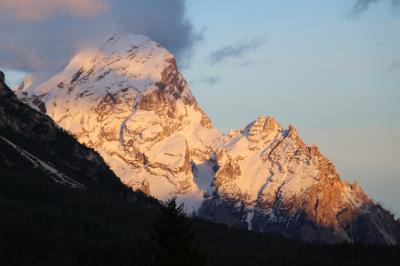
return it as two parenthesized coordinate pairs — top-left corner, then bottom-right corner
(18, 33), (192, 101)
(199, 113), (394, 243)
(15, 32), (223, 212)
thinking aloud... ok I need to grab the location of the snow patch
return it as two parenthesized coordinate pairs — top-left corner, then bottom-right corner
(1, 136), (86, 190)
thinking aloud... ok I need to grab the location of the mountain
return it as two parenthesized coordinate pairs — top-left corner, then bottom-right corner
(4, 75), (400, 266)
(16, 33), (223, 211)
(15, 33), (400, 245)
(199, 116), (400, 244)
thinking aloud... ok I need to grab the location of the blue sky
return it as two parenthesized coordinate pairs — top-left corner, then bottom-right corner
(2, 0), (400, 215)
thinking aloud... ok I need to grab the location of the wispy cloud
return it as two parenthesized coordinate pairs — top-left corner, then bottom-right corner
(240, 59), (269, 67)
(199, 76), (221, 85)
(209, 35), (267, 65)
(349, 0), (400, 17)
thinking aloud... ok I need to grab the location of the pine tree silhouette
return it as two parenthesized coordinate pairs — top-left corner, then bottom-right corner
(150, 197), (205, 266)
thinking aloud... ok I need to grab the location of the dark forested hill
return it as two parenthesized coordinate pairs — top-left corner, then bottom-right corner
(1, 78), (399, 266)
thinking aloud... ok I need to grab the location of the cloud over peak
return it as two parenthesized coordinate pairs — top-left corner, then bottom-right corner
(0, 0), (199, 73)
(0, 0), (109, 21)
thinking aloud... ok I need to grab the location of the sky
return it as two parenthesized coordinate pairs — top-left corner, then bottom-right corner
(183, 0), (400, 217)
(1, 0), (399, 216)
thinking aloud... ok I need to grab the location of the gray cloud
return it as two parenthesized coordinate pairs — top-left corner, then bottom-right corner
(200, 76), (221, 85)
(388, 61), (400, 71)
(209, 35), (267, 65)
(240, 59), (269, 67)
(349, 0), (400, 16)
(0, 0), (200, 73)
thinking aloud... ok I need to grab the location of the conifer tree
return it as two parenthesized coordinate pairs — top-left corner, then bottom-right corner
(150, 197), (205, 266)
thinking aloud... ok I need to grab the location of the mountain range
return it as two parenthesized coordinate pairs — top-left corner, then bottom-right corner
(5, 73), (400, 265)
(14, 32), (400, 245)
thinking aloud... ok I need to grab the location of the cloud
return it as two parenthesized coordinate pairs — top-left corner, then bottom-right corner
(200, 76), (221, 85)
(240, 59), (269, 67)
(0, 0), (109, 21)
(349, 0), (400, 16)
(0, 0), (200, 73)
(209, 35), (267, 65)
(388, 61), (400, 71)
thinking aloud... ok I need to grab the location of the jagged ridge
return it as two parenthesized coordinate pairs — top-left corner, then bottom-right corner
(199, 116), (400, 244)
